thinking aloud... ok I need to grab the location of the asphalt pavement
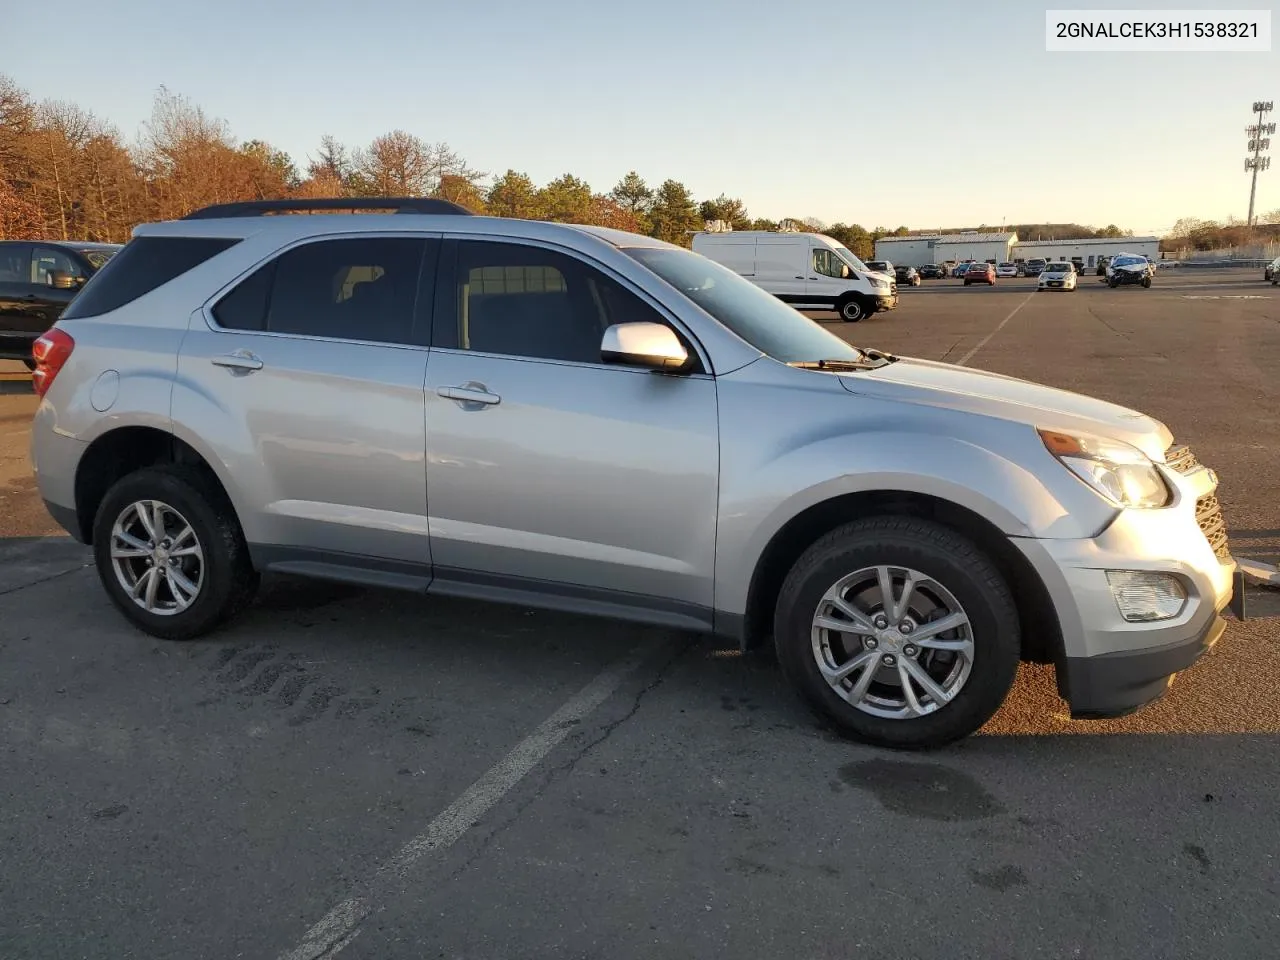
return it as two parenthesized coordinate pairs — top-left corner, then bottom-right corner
(2, 268), (1279, 959)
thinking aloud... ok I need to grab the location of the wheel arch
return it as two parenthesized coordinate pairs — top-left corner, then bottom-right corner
(737, 489), (1062, 667)
(73, 426), (234, 544)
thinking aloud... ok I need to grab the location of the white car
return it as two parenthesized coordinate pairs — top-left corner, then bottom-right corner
(996, 262), (1019, 278)
(1037, 261), (1077, 291)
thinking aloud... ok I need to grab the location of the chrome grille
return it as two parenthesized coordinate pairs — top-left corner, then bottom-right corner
(1164, 444), (1200, 475)
(1195, 494), (1231, 562)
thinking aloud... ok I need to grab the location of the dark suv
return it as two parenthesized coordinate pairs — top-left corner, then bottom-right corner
(894, 264), (921, 286)
(0, 240), (122, 368)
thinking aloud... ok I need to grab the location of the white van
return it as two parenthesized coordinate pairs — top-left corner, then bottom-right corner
(692, 231), (898, 321)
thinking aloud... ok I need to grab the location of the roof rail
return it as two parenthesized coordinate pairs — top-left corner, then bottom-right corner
(181, 197), (475, 220)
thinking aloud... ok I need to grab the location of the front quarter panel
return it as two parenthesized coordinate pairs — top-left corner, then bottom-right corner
(713, 360), (1118, 617)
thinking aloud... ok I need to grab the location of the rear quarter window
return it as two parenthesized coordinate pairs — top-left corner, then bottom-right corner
(62, 237), (240, 319)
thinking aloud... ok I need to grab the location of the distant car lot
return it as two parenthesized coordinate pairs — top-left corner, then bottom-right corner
(2, 267), (1279, 959)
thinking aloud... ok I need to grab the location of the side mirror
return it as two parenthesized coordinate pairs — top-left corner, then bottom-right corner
(49, 271), (78, 290)
(601, 322), (691, 372)
(840, 264), (851, 278)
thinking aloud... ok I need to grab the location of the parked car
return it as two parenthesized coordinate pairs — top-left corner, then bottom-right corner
(995, 262), (1019, 279)
(1022, 258), (1048, 277)
(864, 260), (894, 278)
(963, 262), (996, 285)
(29, 197), (1235, 749)
(1037, 261), (1078, 291)
(693, 231), (897, 322)
(894, 265), (922, 287)
(0, 240), (122, 369)
(952, 262), (972, 279)
(1095, 256), (1112, 276)
(1070, 257), (1086, 274)
(918, 263), (947, 279)
(1266, 256), (1280, 284)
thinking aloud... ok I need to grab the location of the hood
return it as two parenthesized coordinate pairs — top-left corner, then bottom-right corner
(837, 356), (1172, 458)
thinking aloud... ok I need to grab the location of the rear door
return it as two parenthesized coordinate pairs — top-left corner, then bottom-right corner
(0, 243), (36, 359)
(175, 233), (438, 573)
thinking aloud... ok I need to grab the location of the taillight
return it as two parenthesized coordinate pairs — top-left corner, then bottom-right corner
(31, 328), (75, 398)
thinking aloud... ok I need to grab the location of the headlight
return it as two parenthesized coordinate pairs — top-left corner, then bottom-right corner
(868, 277), (889, 289)
(1038, 429), (1171, 508)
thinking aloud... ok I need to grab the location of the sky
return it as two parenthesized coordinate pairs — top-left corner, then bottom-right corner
(6, 0), (1278, 235)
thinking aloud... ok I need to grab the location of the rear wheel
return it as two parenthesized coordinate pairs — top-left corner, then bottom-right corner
(92, 467), (259, 640)
(774, 516), (1020, 749)
(838, 297), (867, 322)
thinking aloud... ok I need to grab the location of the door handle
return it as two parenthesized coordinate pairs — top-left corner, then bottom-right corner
(794, 275), (804, 279)
(437, 383), (501, 407)
(211, 351), (264, 373)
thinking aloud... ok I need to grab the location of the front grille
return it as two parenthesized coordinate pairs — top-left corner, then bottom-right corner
(1195, 494), (1232, 562)
(1164, 444), (1200, 475)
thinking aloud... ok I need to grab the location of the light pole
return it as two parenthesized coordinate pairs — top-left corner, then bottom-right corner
(1245, 101), (1274, 227)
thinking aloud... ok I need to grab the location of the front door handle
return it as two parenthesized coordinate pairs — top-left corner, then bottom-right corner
(211, 350), (264, 373)
(437, 382), (501, 407)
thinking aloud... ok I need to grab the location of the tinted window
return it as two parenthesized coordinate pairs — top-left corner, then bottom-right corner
(213, 262), (275, 331)
(264, 238), (424, 344)
(447, 241), (667, 363)
(63, 237), (239, 319)
(32, 246), (85, 283)
(0, 243), (31, 283)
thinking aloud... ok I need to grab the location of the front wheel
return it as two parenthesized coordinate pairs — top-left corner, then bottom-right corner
(774, 516), (1020, 749)
(1141, 276), (1152, 288)
(92, 466), (260, 640)
(838, 298), (867, 322)
(1108, 278), (1120, 288)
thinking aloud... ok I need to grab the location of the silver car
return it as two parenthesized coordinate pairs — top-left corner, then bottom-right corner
(28, 198), (1234, 748)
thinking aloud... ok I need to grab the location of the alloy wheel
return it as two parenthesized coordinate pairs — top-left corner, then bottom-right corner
(109, 499), (205, 616)
(810, 565), (974, 719)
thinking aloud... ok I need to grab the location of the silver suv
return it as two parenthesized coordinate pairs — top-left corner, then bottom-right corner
(29, 198), (1234, 747)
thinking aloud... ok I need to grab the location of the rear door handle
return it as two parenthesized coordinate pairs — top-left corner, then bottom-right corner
(437, 382), (501, 407)
(211, 350), (264, 373)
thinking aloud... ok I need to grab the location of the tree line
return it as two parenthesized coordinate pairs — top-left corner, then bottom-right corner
(1161, 216), (1280, 252)
(2, 76), (884, 253)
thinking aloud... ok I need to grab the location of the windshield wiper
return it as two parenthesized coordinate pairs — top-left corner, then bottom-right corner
(788, 356), (885, 372)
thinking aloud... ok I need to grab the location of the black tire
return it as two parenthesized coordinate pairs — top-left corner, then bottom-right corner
(838, 297), (867, 322)
(1108, 277), (1119, 288)
(92, 466), (259, 640)
(1141, 276), (1151, 288)
(773, 516), (1020, 749)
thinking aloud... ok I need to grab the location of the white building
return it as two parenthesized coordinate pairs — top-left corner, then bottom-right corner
(1011, 237), (1161, 269)
(874, 232), (1018, 267)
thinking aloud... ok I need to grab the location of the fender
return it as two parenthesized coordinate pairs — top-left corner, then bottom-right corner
(714, 428), (1112, 619)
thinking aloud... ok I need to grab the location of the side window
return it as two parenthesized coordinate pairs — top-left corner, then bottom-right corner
(31, 246), (84, 285)
(449, 240), (659, 364)
(213, 262), (274, 331)
(0, 244), (31, 283)
(262, 237), (424, 344)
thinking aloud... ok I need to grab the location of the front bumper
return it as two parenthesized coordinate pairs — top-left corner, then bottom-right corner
(875, 294), (898, 311)
(1013, 460), (1234, 718)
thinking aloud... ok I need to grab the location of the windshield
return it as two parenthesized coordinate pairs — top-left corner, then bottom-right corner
(1046, 263), (1072, 271)
(831, 244), (868, 272)
(1114, 256), (1145, 266)
(998, 263), (1014, 268)
(623, 246), (864, 364)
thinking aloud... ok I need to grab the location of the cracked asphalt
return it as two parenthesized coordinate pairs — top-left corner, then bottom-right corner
(2, 267), (1280, 959)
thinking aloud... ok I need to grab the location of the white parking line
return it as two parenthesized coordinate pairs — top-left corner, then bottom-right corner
(956, 292), (1036, 367)
(277, 635), (670, 960)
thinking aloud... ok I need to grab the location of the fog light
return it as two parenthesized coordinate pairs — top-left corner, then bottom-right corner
(1105, 570), (1187, 622)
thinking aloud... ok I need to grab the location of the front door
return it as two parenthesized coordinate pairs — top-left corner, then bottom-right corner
(174, 234), (436, 570)
(806, 244), (849, 308)
(0, 243), (36, 360)
(423, 237), (719, 624)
